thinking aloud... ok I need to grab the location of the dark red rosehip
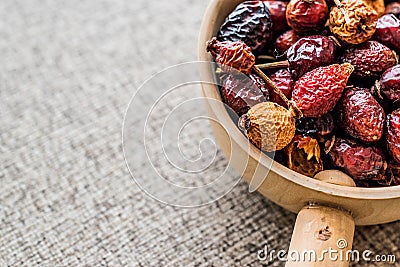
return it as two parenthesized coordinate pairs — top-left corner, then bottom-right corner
(379, 64), (400, 104)
(263, 0), (289, 33)
(327, 138), (386, 180)
(340, 41), (397, 78)
(374, 14), (400, 52)
(295, 113), (334, 142)
(267, 69), (295, 106)
(220, 74), (267, 116)
(274, 30), (302, 54)
(337, 88), (385, 142)
(292, 63), (354, 117)
(218, 1), (273, 54)
(249, 73), (270, 99)
(386, 2), (400, 19)
(286, 35), (337, 77)
(386, 109), (400, 164)
(286, 0), (328, 34)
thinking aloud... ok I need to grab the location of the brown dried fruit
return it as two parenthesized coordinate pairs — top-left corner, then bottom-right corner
(207, 38), (255, 75)
(292, 63), (354, 117)
(362, 0), (385, 16)
(340, 41), (397, 78)
(285, 135), (323, 177)
(337, 88), (385, 142)
(238, 102), (296, 152)
(327, 137), (386, 180)
(386, 109), (400, 164)
(329, 0), (378, 45)
(286, 0), (329, 34)
(267, 69), (295, 107)
(274, 30), (302, 54)
(378, 64), (400, 104)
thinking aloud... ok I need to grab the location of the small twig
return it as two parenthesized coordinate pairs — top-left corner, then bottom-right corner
(255, 60), (290, 70)
(257, 55), (277, 61)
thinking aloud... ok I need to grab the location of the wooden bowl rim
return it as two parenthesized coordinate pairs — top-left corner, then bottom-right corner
(198, 0), (400, 201)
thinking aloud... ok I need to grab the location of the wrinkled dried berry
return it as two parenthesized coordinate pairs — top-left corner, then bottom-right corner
(327, 137), (386, 180)
(292, 63), (354, 117)
(386, 109), (400, 164)
(285, 135), (323, 177)
(286, 0), (328, 34)
(274, 30), (302, 54)
(362, 0), (385, 16)
(218, 1), (273, 54)
(337, 88), (385, 142)
(375, 14), (400, 52)
(250, 73), (270, 99)
(286, 35), (338, 77)
(238, 102), (296, 152)
(263, 0), (289, 34)
(340, 41), (397, 78)
(295, 113), (334, 142)
(383, 163), (400, 186)
(220, 74), (268, 116)
(379, 64), (400, 104)
(207, 38), (255, 75)
(329, 0), (378, 45)
(267, 69), (295, 106)
(386, 2), (400, 19)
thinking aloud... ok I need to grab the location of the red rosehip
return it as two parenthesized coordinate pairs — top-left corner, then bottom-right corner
(263, 0), (289, 33)
(274, 30), (301, 54)
(379, 64), (400, 104)
(286, 0), (328, 34)
(387, 109), (400, 164)
(374, 14), (400, 52)
(267, 69), (295, 106)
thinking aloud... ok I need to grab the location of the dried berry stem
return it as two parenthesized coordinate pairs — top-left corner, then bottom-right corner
(257, 55), (277, 61)
(255, 60), (289, 70)
(252, 66), (303, 119)
(333, 0), (351, 24)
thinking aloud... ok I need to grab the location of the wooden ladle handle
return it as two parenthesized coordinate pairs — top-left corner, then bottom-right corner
(285, 204), (355, 267)
(285, 170), (356, 267)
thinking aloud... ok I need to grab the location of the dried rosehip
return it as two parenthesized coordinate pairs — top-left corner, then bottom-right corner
(379, 64), (400, 104)
(291, 63), (354, 117)
(207, 38), (255, 75)
(329, 0), (378, 45)
(374, 14), (400, 52)
(286, 0), (328, 34)
(285, 135), (323, 177)
(263, 0), (289, 33)
(386, 2), (400, 19)
(286, 35), (337, 77)
(218, 1), (273, 54)
(386, 109), (400, 164)
(340, 41), (397, 78)
(249, 73), (270, 99)
(327, 137), (386, 180)
(267, 69), (294, 106)
(384, 163), (400, 186)
(274, 30), (302, 54)
(337, 88), (385, 142)
(220, 74), (268, 116)
(295, 113), (334, 142)
(362, 0), (385, 16)
(238, 102), (296, 152)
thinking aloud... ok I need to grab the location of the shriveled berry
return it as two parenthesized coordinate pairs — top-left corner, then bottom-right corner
(375, 14), (400, 52)
(379, 64), (400, 104)
(274, 30), (302, 54)
(267, 69), (294, 106)
(238, 102), (295, 152)
(327, 137), (386, 180)
(340, 41), (397, 78)
(384, 163), (400, 186)
(263, 1), (289, 33)
(386, 109), (400, 164)
(207, 38), (255, 75)
(329, 0), (378, 45)
(218, 1), (273, 54)
(295, 113), (334, 142)
(286, 35), (337, 77)
(220, 74), (268, 116)
(285, 135), (323, 177)
(337, 88), (385, 142)
(286, 0), (328, 34)
(292, 63), (354, 117)
(249, 73), (270, 99)
(362, 0), (385, 16)
(386, 2), (400, 19)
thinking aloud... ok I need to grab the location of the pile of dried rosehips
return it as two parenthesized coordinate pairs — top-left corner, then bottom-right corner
(207, 0), (400, 187)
